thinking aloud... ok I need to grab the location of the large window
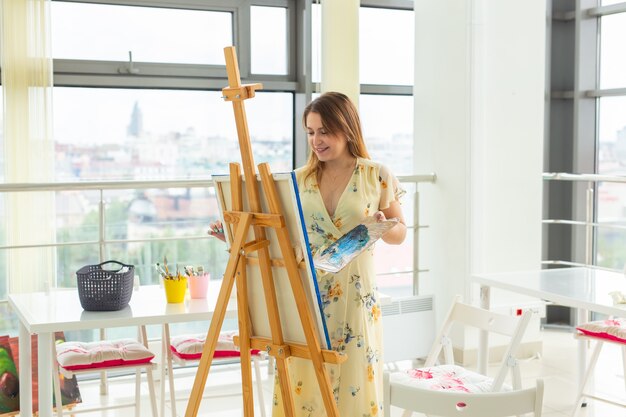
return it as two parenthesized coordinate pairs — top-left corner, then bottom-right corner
(0, 1), (418, 337)
(47, 0), (296, 296)
(51, 1), (294, 181)
(546, 2), (626, 271)
(595, 7), (626, 269)
(0, 0), (297, 315)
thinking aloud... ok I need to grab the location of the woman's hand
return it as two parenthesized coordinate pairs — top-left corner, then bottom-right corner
(208, 220), (226, 243)
(378, 202), (407, 245)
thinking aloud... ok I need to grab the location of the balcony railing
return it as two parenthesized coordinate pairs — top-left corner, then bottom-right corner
(0, 173), (436, 300)
(543, 172), (626, 273)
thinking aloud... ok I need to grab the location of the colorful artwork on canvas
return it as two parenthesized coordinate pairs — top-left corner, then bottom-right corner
(0, 336), (18, 414)
(0, 332), (81, 416)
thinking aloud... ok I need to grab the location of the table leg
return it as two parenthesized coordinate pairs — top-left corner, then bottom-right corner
(576, 307), (589, 407)
(478, 285), (491, 374)
(38, 332), (54, 417)
(19, 322), (33, 417)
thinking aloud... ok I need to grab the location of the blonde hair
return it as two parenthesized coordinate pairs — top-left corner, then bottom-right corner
(301, 92), (370, 185)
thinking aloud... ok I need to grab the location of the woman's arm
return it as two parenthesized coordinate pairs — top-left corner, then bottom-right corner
(376, 200), (407, 245)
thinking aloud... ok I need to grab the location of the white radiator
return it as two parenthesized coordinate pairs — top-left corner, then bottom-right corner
(382, 294), (435, 362)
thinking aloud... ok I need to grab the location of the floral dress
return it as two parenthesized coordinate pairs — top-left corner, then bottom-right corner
(272, 158), (405, 417)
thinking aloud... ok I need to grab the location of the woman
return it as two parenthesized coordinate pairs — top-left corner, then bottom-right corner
(210, 92), (406, 416)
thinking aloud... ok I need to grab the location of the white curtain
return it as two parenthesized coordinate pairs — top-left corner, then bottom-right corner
(1, 0), (56, 293)
(321, 0), (359, 106)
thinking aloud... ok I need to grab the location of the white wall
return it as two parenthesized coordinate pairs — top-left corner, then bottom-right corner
(415, 0), (546, 349)
(473, 1), (545, 274)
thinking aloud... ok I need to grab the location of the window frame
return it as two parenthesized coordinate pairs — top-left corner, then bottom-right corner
(545, 0), (626, 267)
(52, 0), (298, 92)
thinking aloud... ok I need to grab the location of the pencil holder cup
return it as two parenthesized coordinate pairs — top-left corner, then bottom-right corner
(163, 277), (187, 303)
(188, 272), (209, 299)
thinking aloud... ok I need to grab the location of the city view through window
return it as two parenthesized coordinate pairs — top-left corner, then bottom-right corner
(53, 88), (294, 181)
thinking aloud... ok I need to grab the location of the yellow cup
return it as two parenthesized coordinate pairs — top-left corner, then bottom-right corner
(163, 277), (187, 303)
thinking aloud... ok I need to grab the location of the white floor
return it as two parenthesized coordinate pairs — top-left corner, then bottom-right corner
(62, 329), (625, 417)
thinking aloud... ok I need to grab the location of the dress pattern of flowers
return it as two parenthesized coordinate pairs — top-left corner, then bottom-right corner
(272, 158), (404, 417)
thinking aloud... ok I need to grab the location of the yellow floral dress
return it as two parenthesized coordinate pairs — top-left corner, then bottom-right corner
(272, 158), (405, 417)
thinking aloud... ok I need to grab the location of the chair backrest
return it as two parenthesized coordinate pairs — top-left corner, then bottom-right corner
(423, 295), (532, 390)
(399, 379), (544, 417)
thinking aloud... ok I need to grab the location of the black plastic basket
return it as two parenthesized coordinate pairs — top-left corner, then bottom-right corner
(76, 261), (134, 311)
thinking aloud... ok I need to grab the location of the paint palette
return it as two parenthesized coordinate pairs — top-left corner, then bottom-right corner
(313, 217), (399, 273)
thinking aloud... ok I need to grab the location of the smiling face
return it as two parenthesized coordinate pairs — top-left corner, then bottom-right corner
(306, 111), (351, 163)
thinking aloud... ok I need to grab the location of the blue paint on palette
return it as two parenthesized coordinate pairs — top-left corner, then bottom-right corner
(320, 224), (370, 268)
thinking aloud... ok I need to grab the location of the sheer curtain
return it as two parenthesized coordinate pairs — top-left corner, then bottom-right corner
(321, 0), (359, 105)
(1, 0), (56, 293)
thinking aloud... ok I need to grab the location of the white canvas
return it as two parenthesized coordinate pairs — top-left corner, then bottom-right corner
(213, 172), (331, 349)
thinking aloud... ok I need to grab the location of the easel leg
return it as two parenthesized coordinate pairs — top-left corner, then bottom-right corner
(184, 212), (252, 417)
(253, 233), (297, 417)
(236, 258), (255, 417)
(212, 47), (342, 417)
(275, 357), (296, 417)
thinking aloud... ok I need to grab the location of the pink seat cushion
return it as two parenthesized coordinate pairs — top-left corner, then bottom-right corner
(170, 331), (260, 360)
(56, 339), (155, 371)
(390, 365), (512, 393)
(576, 318), (626, 344)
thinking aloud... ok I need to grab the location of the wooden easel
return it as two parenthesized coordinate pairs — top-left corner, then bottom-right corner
(184, 46), (345, 417)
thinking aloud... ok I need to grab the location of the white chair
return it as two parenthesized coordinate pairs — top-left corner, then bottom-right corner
(384, 374), (544, 417)
(383, 295), (534, 417)
(52, 325), (158, 417)
(571, 317), (626, 417)
(161, 324), (267, 417)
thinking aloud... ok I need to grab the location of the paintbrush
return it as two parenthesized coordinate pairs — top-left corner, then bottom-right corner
(163, 256), (170, 275)
(155, 263), (167, 277)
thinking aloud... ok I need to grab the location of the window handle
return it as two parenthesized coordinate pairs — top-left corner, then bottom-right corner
(118, 51), (140, 75)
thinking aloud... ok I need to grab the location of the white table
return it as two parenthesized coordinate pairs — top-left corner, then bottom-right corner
(470, 267), (626, 389)
(8, 282), (236, 417)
